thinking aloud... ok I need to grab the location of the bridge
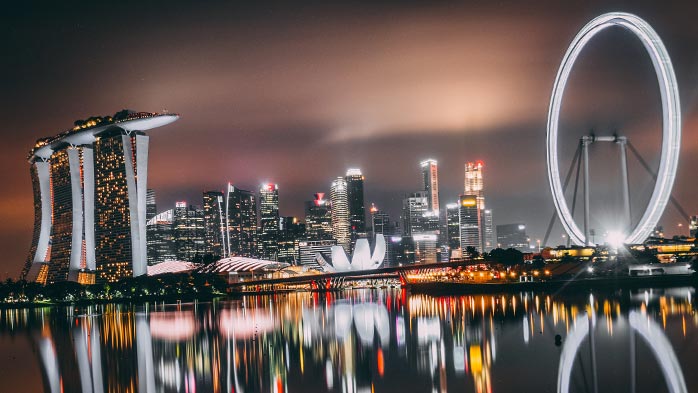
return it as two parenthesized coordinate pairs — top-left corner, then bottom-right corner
(227, 258), (482, 293)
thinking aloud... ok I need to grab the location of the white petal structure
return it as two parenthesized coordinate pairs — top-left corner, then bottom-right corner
(328, 234), (386, 272)
(330, 246), (352, 271)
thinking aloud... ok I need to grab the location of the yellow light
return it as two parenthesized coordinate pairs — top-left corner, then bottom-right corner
(461, 198), (477, 207)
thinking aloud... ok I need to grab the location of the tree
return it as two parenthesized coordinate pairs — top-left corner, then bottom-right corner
(531, 255), (546, 269)
(465, 246), (480, 258)
(488, 248), (524, 266)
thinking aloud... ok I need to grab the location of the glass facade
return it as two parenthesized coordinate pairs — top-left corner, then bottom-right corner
(259, 184), (280, 261)
(173, 202), (206, 261)
(47, 150), (74, 282)
(345, 169), (366, 245)
(304, 193), (333, 241)
(278, 216), (305, 264)
(146, 209), (175, 264)
(94, 130), (141, 282)
(202, 191), (225, 257)
(496, 223), (529, 251)
(459, 195), (481, 253)
(330, 177), (351, 252)
(225, 184), (258, 258)
(420, 159), (439, 212)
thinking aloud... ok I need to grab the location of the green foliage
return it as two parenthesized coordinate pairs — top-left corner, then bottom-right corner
(0, 273), (228, 304)
(488, 248), (525, 266)
(465, 246), (480, 258)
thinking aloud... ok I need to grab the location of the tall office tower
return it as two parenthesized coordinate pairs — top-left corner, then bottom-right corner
(690, 216), (697, 238)
(402, 192), (429, 236)
(173, 202), (206, 261)
(459, 195), (481, 253)
(496, 223), (529, 251)
(446, 203), (461, 256)
(345, 169), (366, 244)
(330, 177), (351, 252)
(420, 159), (439, 212)
(258, 183), (280, 261)
(464, 161), (491, 251)
(482, 209), (494, 251)
(402, 192), (438, 263)
(304, 193), (333, 240)
(370, 204), (391, 236)
(24, 110), (178, 283)
(202, 190), (225, 257)
(146, 189), (157, 222)
(278, 217), (306, 264)
(224, 183), (257, 257)
(146, 209), (176, 264)
(464, 161), (484, 204)
(298, 239), (337, 268)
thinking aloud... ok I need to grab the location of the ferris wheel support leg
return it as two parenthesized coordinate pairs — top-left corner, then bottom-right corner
(618, 137), (632, 233)
(582, 138), (591, 246)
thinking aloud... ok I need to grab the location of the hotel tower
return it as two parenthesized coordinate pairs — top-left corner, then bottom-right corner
(23, 110), (179, 283)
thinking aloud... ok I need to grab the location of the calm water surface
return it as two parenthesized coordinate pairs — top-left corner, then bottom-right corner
(0, 287), (696, 393)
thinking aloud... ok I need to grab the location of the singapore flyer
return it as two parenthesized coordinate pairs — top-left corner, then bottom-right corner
(546, 12), (681, 246)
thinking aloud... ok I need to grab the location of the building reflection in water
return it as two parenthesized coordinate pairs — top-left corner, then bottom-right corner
(0, 287), (695, 393)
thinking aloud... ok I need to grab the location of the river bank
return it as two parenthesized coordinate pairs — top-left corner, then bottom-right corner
(407, 274), (697, 294)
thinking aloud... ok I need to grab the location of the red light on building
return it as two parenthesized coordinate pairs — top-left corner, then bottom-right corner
(314, 192), (326, 206)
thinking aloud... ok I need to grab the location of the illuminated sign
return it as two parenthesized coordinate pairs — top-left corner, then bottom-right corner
(460, 197), (477, 207)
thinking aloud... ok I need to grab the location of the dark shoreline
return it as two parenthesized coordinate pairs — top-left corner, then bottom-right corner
(407, 274), (698, 295)
(0, 293), (225, 310)
(1, 275), (695, 307)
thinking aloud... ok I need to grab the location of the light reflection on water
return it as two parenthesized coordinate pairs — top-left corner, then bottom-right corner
(1, 287), (697, 393)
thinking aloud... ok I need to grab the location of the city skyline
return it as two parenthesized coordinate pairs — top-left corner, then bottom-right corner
(2, 1), (698, 277)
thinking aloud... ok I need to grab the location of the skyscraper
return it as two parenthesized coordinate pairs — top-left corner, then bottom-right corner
(464, 161), (484, 205)
(402, 192), (438, 263)
(345, 169), (366, 244)
(420, 159), (439, 212)
(402, 192), (429, 236)
(278, 216), (306, 264)
(146, 189), (157, 222)
(173, 202), (206, 261)
(464, 161), (492, 252)
(304, 193), (333, 241)
(690, 216), (697, 238)
(370, 203), (391, 236)
(259, 183), (280, 261)
(24, 110), (179, 283)
(483, 209), (494, 251)
(202, 190), (225, 257)
(446, 203), (461, 256)
(330, 177), (351, 252)
(459, 195), (481, 254)
(146, 209), (176, 264)
(496, 223), (529, 251)
(224, 183), (257, 257)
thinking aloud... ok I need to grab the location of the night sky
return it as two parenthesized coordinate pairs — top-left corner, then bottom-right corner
(1, 1), (697, 277)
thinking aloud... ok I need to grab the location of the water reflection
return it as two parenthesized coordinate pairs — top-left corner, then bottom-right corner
(1, 287), (697, 392)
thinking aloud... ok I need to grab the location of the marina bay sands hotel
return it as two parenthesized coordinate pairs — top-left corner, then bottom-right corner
(22, 110), (179, 284)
